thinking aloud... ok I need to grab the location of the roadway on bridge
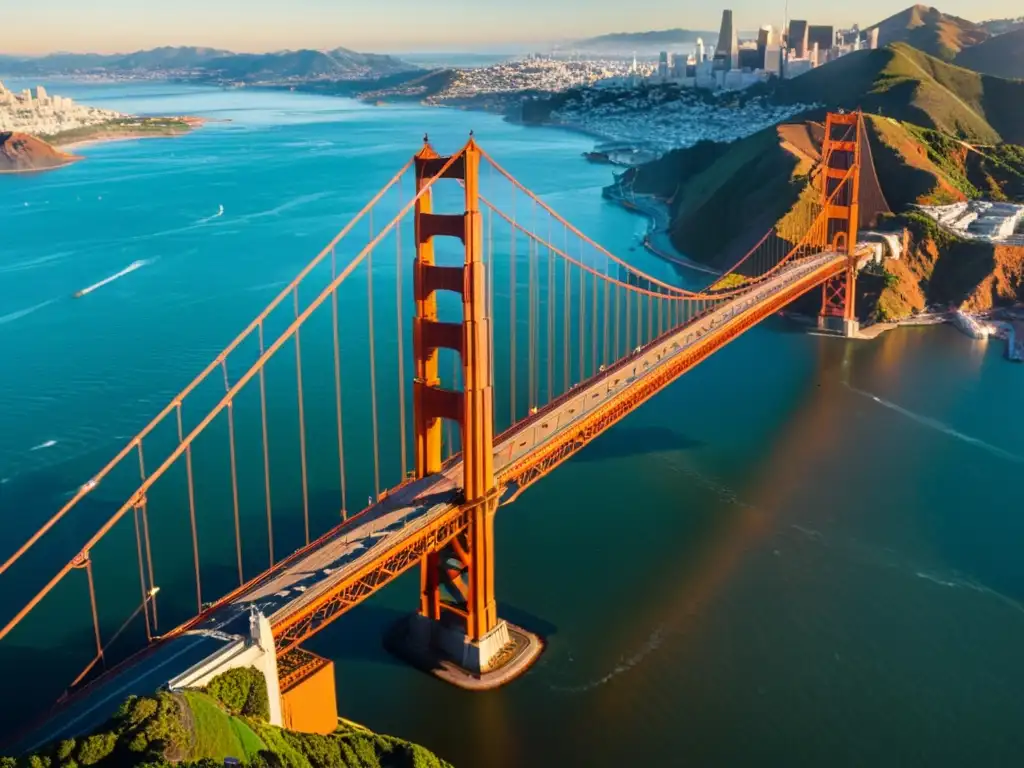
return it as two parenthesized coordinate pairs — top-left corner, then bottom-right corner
(17, 251), (844, 752)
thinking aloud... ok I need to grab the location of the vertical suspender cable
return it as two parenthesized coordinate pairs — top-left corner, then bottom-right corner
(647, 293), (653, 345)
(510, 186), (517, 425)
(85, 555), (103, 667)
(396, 192), (408, 480)
(625, 279), (631, 354)
(528, 238), (536, 411)
(614, 284), (621, 362)
(591, 270), (598, 377)
(367, 215), (381, 500)
(602, 278), (609, 367)
(136, 443), (158, 631)
(563, 243), (570, 393)
(132, 505), (152, 642)
(293, 288), (310, 546)
(258, 322), (274, 566)
(222, 360), (243, 586)
(331, 248), (348, 519)
(546, 225), (554, 405)
(177, 402), (202, 614)
(491, 172), (499, 397)
(578, 241), (585, 384)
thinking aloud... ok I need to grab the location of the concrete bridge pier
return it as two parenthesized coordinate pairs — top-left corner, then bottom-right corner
(817, 315), (860, 337)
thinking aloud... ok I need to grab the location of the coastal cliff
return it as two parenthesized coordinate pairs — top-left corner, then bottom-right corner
(0, 132), (79, 173)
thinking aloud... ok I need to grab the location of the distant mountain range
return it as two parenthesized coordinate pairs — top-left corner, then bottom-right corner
(955, 28), (1024, 79)
(573, 29), (719, 55)
(0, 46), (417, 82)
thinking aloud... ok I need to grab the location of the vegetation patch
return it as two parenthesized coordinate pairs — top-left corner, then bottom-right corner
(2, 687), (451, 768)
(180, 691), (265, 763)
(204, 667), (270, 720)
(40, 118), (194, 146)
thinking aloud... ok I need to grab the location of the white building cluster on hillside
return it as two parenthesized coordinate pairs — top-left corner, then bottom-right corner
(0, 81), (122, 135)
(549, 86), (816, 153)
(433, 55), (640, 101)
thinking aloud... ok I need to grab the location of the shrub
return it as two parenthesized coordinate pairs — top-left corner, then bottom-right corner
(55, 742), (76, 763)
(205, 668), (270, 721)
(76, 734), (116, 767)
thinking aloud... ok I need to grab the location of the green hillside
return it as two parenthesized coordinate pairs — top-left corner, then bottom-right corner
(771, 43), (1024, 144)
(2, 669), (450, 768)
(627, 125), (812, 269)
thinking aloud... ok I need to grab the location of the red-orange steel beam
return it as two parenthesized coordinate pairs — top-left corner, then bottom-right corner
(273, 506), (471, 654)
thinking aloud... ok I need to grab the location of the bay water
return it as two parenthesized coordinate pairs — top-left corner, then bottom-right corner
(1, 82), (1023, 765)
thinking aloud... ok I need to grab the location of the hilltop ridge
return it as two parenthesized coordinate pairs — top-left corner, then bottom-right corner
(864, 4), (990, 61)
(0, 46), (417, 82)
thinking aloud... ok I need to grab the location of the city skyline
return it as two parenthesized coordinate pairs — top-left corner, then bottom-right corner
(6, 0), (1021, 56)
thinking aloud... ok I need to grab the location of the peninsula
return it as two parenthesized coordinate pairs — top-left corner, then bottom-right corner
(0, 80), (200, 172)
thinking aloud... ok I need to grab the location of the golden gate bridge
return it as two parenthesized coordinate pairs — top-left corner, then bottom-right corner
(0, 111), (881, 744)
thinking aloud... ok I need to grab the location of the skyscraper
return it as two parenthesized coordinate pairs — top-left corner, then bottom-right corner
(808, 25), (835, 55)
(757, 25), (774, 70)
(788, 20), (809, 58)
(713, 9), (739, 71)
(696, 37), (706, 62)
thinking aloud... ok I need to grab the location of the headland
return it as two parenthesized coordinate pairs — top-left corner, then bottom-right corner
(0, 80), (202, 173)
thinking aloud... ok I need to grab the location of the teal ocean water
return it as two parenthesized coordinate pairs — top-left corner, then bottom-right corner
(2, 82), (1024, 765)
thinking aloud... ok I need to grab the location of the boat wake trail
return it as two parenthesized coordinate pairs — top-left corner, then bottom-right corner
(29, 439), (58, 452)
(74, 259), (152, 298)
(195, 204), (225, 225)
(846, 383), (1024, 464)
(551, 627), (664, 693)
(0, 299), (56, 326)
(915, 571), (1024, 617)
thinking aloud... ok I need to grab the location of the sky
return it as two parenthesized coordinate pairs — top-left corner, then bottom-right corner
(6, 0), (1022, 55)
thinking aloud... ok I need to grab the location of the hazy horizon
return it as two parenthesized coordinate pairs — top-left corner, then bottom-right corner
(5, 0), (1021, 57)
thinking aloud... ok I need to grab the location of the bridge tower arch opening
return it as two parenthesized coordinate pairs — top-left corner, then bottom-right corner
(818, 111), (863, 337)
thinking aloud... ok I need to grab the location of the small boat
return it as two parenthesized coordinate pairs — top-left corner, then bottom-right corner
(72, 290), (85, 298)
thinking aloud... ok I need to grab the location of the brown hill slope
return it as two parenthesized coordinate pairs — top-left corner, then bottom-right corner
(955, 28), (1024, 79)
(865, 4), (989, 61)
(0, 132), (79, 173)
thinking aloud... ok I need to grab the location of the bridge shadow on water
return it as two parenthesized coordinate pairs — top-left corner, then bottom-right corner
(573, 426), (704, 464)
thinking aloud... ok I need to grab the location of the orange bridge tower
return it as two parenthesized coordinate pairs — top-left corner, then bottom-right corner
(818, 111), (863, 338)
(396, 135), (542, 687)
